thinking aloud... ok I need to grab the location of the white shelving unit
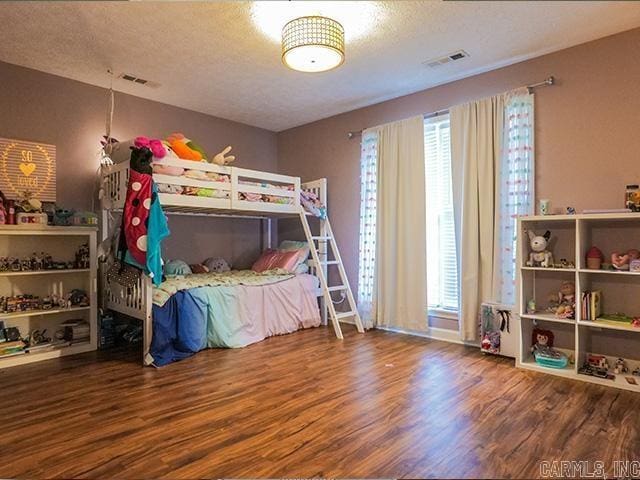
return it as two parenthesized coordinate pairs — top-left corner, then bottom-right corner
(0, 226), (97, 368)
(517, 213), (640, 392)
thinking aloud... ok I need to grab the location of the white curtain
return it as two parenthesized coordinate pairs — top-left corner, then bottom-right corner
(451, 96), (504, 342)
(357, 129), (378, 328)
(497, 91), (535, 305)
(373, 116), (428, 331)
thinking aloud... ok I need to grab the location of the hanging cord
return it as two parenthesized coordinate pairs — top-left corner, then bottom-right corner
(93, 69), (116, 213)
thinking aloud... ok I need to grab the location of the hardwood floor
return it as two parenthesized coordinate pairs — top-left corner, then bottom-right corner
(2, 326), (639, 479)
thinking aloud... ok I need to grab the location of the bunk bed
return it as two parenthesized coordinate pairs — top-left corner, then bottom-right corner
(100, 152), (364, 365)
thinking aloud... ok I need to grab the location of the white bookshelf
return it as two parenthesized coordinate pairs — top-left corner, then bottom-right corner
(0, 226), (97, 368)
(517, 213), (640, 392)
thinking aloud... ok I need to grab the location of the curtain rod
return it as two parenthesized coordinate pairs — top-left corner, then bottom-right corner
(347, 75), (555, 139)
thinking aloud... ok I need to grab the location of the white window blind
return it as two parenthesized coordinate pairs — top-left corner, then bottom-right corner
(424, 114), (459, 312)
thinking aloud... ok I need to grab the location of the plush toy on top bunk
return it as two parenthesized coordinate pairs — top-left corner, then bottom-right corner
(165, 133), (207, 162)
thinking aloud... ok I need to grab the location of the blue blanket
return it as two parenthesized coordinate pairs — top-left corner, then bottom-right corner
(150, 290), (207, 366)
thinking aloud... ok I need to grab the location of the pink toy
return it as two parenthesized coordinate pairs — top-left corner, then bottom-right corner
(586, 246), (604, 270)
(134, 136), (166, 159)
(611, 251), (631, 270)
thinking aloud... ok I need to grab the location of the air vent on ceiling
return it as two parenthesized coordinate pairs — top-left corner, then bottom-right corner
(118, 73), (160, 88)
(423, 50), (470, 68)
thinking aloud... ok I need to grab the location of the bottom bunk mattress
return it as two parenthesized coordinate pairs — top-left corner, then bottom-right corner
(149, 271), (321, 366)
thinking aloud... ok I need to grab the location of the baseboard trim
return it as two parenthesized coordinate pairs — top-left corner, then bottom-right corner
(376, 325), (478, 347)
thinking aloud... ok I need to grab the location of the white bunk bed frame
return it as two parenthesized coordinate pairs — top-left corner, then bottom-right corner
(100, 156), (363, 364)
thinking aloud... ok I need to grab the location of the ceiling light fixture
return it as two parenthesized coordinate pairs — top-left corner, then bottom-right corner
(282, 16), (345, 73)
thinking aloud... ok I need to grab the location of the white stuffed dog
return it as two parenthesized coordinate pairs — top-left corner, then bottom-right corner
(526, 230), (554, 268)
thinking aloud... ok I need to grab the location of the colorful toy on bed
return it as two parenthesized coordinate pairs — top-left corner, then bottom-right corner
(203, 257), (231, 273)
(301, 190), (327, 219)
(165, 259), (191, 277)
(165, 133), (206, 162)
(134, 136), (166, 159)
(211, 146), (235, 166)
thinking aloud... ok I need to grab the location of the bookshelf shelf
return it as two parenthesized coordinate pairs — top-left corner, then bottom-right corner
(520, 313), (575, 325)
(578, 319), (640, 334)
(0, 227), (97, 369)
(517, 214), (640, 392)
(0, 268), (90, 277)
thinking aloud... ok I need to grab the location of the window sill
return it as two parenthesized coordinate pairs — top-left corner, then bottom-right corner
(428, 308), (458, 321)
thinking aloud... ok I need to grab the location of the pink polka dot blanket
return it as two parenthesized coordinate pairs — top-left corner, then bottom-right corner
(119, 147), (169, 285)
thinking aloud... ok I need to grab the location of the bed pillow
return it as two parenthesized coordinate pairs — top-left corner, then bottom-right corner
(279, 240), (310, 269)
(203, 257), (231, 273)
(189, 263), (210, 274)
(165, 259), (192, 276)
(252, 249), (300, 273)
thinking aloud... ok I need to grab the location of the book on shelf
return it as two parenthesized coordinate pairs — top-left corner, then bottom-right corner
(581, 290), (602, 321)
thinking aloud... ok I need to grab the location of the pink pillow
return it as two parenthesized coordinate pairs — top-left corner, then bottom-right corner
(252, 249), (300, 273)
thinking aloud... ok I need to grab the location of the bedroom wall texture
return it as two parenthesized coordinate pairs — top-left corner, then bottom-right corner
(0, 61), (278, 268)
(277, 27), (640, 324)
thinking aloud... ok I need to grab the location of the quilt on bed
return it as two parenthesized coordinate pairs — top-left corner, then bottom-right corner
(150, 271), (321, 366)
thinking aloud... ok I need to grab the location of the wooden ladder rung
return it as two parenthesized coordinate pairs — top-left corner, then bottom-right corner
(336, 311), (355, 319)
(327, 285), (347, 292)
(311, 236), (331, 241)
(310, 260), (339, 266)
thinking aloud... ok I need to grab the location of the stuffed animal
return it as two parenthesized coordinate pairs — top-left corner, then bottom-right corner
(54, 208), (74, 226)
(134, 136), (166, 159)
(531, 328), (554, 354)
(203, 257), (231, 273)
(211, 146), (236, 166)
(166, 133), (204, 161)
(611, 251), (631, 270)
(526, 230), (554, 268)
(558, 281), (575, 304)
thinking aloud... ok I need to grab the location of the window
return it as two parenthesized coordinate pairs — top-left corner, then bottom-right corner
(424, 114), (459, 312)
(357, 130), (378, 324)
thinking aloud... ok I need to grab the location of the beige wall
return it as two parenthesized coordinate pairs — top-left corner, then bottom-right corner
(0, 61), (278, 267)
(277, 28), (640, 311)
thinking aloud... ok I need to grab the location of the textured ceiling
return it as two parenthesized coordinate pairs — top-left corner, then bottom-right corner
(0, 1), (639, 131)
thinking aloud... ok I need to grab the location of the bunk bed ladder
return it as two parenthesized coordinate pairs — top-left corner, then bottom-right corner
(299, 212), (365, 338)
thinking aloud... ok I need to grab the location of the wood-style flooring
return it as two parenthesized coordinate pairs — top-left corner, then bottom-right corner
(2, 326), (639, 479)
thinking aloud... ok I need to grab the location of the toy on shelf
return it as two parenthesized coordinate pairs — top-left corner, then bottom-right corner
(586, 246), (604, 270)
(0, 251), (80, 272)
(75, 244), (90, 269)
(579, 354), (614, 380)
(526, 299), (536, 314)
(211, 146), (236, 166)
(566, 207), (576, 215)
(531, 327), (568, 369)
(16, 192), (47, 225)
(611, 249), (639, 271)
(71, 211), (98, 227)
(625, 184), (640, 212)
(546, 281), (576, 319)
(613, 358), (629, 375)
(525, 230), (554, 268)
(53, 207), (74, 226)
(553, 258), (575, 269)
